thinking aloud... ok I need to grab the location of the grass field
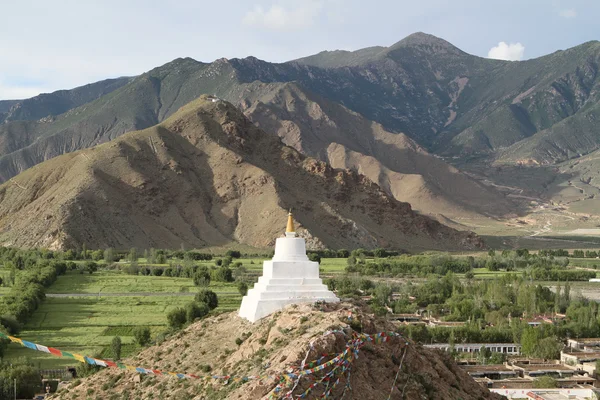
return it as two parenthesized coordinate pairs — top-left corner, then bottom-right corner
(3, 270), (243, 369)
(2, 257), (347, 369)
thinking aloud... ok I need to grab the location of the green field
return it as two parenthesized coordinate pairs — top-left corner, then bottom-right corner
(3, 270), (243, 368)
(3, 257), (347, 368)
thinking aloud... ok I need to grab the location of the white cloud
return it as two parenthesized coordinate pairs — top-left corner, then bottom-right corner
(558, 8), (577, 18)
(487, 42), (525, 61)
(242, 2), (323, 30)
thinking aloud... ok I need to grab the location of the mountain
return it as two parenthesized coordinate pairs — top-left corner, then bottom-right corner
(0, 77), (131, 124)
(237, 81), (514, 218)
(0, 96), (481, 251)
(2, 33), (599, 226)
(55, 302), (503, 400)
(0, 50), (514, 220)
(3, 34), (600, 166)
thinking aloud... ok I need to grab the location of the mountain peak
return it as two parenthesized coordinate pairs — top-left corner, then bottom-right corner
(388, 32), (464, 55)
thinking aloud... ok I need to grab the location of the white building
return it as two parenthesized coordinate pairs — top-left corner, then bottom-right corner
(238, 213), (339, 323)
(425, 343), (521, 355)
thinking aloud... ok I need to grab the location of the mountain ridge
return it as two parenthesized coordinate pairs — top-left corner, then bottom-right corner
(0, 96), (482, 251)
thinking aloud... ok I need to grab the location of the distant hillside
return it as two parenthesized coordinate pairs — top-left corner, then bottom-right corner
(238, 81), (514, 218)
(0, 77), (130, 124)
(0, 97), (481, 251)
(2, 33), (599, 224)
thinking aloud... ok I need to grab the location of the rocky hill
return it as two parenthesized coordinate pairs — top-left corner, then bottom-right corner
(0, 96), (481, 251)
(238, 81), (514, 218)
(51, 302), (503, 400)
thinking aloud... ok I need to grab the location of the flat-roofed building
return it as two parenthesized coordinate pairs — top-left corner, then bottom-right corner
(561, 350), (600, 365)
(425, 342), (521, 355)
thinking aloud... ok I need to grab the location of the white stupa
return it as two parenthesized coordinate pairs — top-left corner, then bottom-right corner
(238, 212), (339, 323)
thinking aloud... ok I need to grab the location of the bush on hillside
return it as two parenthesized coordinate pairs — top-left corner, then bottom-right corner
(167, 307), (187, 329)
(195, 289), (219, 310)
(133, 327), (151, 347)
(185, 301), (210, 323)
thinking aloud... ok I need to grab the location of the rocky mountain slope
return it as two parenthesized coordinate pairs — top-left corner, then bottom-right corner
(2, 32), (598, 224)
(52, 302), (503, 400)
(0, 96), (481, 251)
(238, 81), (514, 218)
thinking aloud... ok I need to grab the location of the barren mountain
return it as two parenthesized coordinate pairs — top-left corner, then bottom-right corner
(54, 302), (503, 400)
(0, 97), (481, 251)
(2, 33), (598, 226)
(238, 81), (514, 218)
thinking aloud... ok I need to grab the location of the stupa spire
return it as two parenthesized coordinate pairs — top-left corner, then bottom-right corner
(286, 210), (295, 233)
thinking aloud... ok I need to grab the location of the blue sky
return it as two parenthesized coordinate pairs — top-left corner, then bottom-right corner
(0, 0), (598, 100)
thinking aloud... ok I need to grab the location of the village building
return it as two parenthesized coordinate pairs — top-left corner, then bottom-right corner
(425, 343), (522, 355)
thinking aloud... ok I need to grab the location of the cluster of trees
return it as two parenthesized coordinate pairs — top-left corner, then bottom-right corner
(0, 260), (67, 333)
(529, 265), (595, 281)
(343, 250), (596, 281)
(166, 289), (218, 329)
(347, 254), (475, 276)
(0, 360), (41, 399)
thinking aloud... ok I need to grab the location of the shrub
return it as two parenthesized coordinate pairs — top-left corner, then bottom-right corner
(195, 290), (219, 310)
(133, 327), (151, 347)
(308, 253), (321, 263)
(211, 267), (233, 283)
(237, 281), (249, 296)
(84, 261), (98, 274)
(225, 250), (241, 259)
(167, 308), (187, 329)
(0, 315), (21, 334)
(185, 301), (210, 323)
(193, 269), (211, 287)
(111, 336), (122, 360)
(125, 262), (140, 275)
(152, 268), (164, 277)
(337, 249), (350, 258)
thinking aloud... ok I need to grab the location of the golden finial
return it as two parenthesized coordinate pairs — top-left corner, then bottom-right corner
(286, 210), (295, 233)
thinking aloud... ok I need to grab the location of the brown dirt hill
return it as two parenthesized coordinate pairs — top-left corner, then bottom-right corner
(236, 82), (514, 219)
(51, 302), (503, 400)
(0, 96), (482, 251)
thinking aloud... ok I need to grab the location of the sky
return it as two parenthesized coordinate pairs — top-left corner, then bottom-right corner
(0, 0), (598, 100)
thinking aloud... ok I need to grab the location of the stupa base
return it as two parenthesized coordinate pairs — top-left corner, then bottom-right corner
(239, 286), (339, 323)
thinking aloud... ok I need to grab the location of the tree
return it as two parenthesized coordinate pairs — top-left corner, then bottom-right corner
(128, 248), (138, 263)
(84, 261), (98, 275)
(111, 336), (122, 360)
(337, 249), (350, 258)
(533, 375), (558, 388)
(211, 267), (233, 282)
(167, 307), (187, 329)
(225, 250), (241, 259)
(185, 301), (210, 323)
(374, 284), (393, 306)
(520, 326), (539, 357)
(238, 281), (249, 296)
(0, 363), (42, 398)
(373, 248), (387, 258)
(193, 269), (211, 287)
(104, 248), (115, 263)
(308, 253), (321, 263)
(195, 289), (219, 310)
(133, 327), (151, 347)
(536, 336), (563, 360)
(91, 250), (103, 261)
